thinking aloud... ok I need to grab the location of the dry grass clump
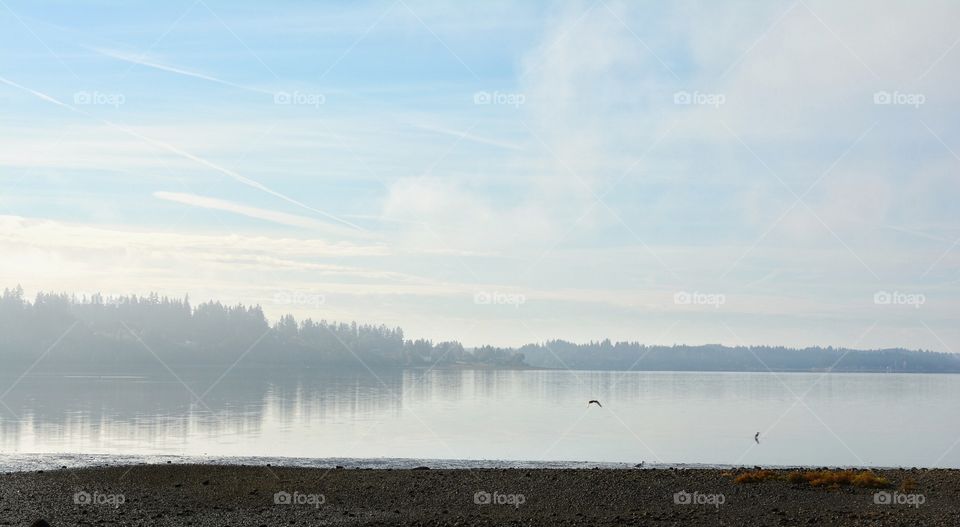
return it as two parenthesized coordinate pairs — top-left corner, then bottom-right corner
(850, 471), (890, 488)
(806, 470), (855, 487)
(786, 471), (806, 484)
(733, 469), (890, 489)
(733, 469), (779, 484)
(786, 470), (889, 489)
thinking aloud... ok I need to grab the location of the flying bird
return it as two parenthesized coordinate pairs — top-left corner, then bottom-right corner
(587, 400), (602, 407)
(754, 432), (760, 444)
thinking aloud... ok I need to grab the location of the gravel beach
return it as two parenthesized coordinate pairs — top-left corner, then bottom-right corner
(2, 465), (958, 526)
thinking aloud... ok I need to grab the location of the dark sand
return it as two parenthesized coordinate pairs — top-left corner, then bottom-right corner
(2, 465), (958, 526)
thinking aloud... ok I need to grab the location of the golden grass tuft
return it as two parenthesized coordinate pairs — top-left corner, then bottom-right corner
(806, 470), (855, 487)
(786, 471), (806, 484)
(734, 469), (779, 484)
(734, 469), (890, 489)
(792, 470), (889, 488)
(850, 471), (890, 489)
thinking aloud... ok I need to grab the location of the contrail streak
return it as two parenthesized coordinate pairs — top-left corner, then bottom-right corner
(0, 75), (366, 233)
(94, 48), (274, 95)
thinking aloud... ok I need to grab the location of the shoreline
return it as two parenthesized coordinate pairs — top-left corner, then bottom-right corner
(4, 452), (954, 474)
(8, 367), (960, 377)
(3, 464), (956, 526)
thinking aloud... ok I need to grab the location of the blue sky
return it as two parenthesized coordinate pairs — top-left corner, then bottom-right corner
(1, 0), (958, 351)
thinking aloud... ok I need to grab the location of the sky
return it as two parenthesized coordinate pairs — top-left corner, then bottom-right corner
(0, 0), (958, 351)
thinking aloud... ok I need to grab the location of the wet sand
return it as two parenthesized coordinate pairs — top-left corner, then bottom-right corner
(2, 464), (958, 526)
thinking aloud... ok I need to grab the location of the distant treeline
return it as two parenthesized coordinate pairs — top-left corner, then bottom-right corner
(518, 339), (960, 373)
(0, 287), (524, 371)
(3, 288), (958, 374)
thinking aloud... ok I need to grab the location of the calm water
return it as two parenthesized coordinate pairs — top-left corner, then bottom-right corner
(1, 369), (959, 470)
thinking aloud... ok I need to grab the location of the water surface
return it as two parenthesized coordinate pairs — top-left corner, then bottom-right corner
(1, 369), (958, 470)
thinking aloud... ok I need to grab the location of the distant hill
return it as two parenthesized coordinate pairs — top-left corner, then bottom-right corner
(515, 339), (960, 373)
(2, 287), (956, 374)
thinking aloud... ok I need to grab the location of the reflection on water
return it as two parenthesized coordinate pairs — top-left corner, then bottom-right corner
(1, 369), (959, 468)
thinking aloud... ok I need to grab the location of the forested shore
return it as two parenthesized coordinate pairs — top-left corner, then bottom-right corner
(2, 287), (957, 374)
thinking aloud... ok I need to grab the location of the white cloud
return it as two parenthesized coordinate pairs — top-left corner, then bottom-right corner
(0, 215), (386, 258)
(380, 176), (562, 254)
